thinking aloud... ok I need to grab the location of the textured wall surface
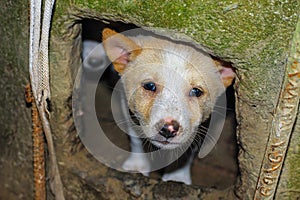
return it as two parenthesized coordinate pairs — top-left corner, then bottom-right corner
(0, 0), (299, 199)
(51, 1), (299, 199)
(0, 1), (33, 199)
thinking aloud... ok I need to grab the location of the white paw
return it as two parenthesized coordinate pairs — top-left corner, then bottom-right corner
(122, 153), (150, 176)
(162, 169), (192, 185)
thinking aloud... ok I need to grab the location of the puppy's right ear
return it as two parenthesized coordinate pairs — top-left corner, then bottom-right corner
(102, 28), (142, 73)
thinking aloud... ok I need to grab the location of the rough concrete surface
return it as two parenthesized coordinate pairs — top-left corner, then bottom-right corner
(0, 0), (299, 199)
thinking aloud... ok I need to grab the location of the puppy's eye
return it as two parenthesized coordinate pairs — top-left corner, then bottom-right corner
(189, 87), (203, 97)
(142, 82), (156, 92)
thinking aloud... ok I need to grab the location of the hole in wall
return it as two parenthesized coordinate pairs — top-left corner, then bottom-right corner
(78, 18), (239, 190)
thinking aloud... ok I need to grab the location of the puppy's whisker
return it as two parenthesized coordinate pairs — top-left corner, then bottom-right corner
(113, 119), (131, 125)
(211, 110), (227, 118)
(144, 141), (151, 151)
(197, 129), (208, 135)
(114, 116), (142, 126)
(198, 125), (209, 131)
(132, 128), (146, 136)
(195, 130), (218, 146)
(213, 104), (231, 110)
(195, 131), (209, 140)
(114, 121), (140, 130)
(114, 121), (138, 129)
(199, 134), (218, 146)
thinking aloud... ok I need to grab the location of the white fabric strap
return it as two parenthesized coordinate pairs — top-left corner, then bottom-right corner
(29, 0), (65, 199)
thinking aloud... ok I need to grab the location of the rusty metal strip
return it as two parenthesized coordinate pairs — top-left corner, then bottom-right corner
(29, 0), (65, 199)
(25, 84), (46, 200)
(254, 17), (300, 199)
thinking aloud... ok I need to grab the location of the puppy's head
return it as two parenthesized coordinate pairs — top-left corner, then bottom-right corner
(102, 28), (235, 149)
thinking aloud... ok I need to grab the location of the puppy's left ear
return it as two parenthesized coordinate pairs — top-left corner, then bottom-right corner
(213, 59), (235, 87)
(102, 28), (142, 73)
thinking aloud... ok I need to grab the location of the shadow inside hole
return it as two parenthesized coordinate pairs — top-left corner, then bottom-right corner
(80, 18), (239, 189)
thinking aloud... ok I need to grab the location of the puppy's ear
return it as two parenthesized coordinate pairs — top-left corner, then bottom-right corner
(102, 28), (142, 73)
(213, 59), (235, 87)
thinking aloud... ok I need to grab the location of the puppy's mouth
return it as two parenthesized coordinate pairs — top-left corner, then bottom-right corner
(152, 139), (171, 145)
(149, 135), (181, 148)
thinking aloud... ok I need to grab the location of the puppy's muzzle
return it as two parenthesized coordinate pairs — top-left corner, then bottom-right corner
(158, 119), (180, 139)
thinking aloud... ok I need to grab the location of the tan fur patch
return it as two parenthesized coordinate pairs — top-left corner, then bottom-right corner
(102, 28), (235, 147)
(213, 59), (235, 87)
(102, 28), (142, 73)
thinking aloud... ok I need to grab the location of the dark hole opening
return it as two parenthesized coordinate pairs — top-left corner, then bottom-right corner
(80, 18), (239, 189)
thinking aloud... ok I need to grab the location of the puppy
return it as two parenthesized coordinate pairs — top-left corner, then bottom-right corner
(82, 40), (110, 72)
(102, 28), (235, 185)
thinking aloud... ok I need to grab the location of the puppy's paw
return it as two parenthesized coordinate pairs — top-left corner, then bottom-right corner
(122, 153), (150, 176)
(162, 169), (192, 185)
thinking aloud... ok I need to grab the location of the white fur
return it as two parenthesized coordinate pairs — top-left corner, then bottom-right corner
(102, 30), (234, 185)
(120, 96), (150, 176)
(121, 48), (197, 183)
(162, 155), (194, 185)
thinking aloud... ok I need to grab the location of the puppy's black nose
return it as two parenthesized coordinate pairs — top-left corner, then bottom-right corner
(159, 120), (180, 139)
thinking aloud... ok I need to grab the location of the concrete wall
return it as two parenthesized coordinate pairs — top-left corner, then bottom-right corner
(0, 0), (299, 199)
